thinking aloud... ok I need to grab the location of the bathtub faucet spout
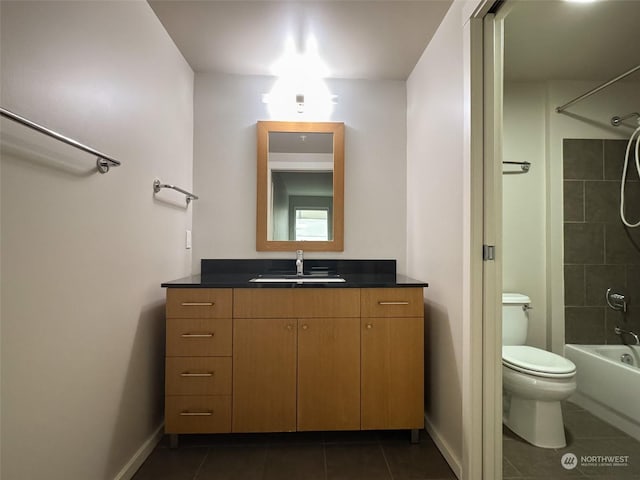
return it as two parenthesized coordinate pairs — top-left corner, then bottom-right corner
(615, 326), (640, 345)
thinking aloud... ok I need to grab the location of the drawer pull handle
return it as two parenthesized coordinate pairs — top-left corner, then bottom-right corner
(181, 333), (214, 338)
(179, 411), (213, 416)
(366, 323), (373, 329)
(378, 301), (410, 305)
(180, 372), (214, 377)
(181, 302), (214, 306)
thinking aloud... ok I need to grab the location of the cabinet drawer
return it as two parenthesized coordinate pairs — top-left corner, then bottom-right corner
(234, 289), (360, 318)
(166, 318), (232, 356)
(166, 357), (232, 395)
(166, 288), (232, 318)
(165, 395), (231, 434)
(361, 288), (423, 318)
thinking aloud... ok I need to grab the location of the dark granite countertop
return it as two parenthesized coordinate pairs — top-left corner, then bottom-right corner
(161, 259), (428, 289)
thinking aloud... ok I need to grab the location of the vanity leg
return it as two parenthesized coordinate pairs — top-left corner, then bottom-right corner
(410, 429), (420, 444)
(169, 434), (179, 449)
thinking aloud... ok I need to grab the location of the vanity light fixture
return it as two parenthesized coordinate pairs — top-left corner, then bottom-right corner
(296, 94), (305, 113)
(263, 35), (336, 120)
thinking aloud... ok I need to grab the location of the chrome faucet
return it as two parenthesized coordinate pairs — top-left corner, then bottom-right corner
(615, 326), (640, 346)
(296, 249), (304, 276)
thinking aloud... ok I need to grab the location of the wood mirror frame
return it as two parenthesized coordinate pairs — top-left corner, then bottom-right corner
(256, 121), (344, 251)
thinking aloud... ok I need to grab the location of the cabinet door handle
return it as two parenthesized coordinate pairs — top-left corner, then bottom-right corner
(180, 372), (214, 377)
(301, 324), (309, 330)
(179, 411), (212, 416)
(181, 302), (214, 306)
(366, 323), (373, 329)
(286, 324), (294, 331)
(181, 333), (214, 338)
(378, 301), (410, 305)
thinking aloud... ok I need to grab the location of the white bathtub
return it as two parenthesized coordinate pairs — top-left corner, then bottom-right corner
(565, 344), (640, 442)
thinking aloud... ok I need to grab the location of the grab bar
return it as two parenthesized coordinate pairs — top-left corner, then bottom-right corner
(153, 179), (198, 205)
(0, 106), (121, 174)
(503, 161), (531, 174)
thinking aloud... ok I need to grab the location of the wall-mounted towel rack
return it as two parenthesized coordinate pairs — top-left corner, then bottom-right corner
(153, 179), (199, 205)
(503, 161), (531, 174)
(0, 106), (121, 173)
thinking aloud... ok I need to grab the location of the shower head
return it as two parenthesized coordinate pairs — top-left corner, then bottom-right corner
(611, 112), (640, 127)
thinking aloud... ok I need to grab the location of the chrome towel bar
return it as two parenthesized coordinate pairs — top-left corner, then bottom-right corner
(153, 179), (199, 204)
(503, 161), (531, 174)
(0, 106), (121, 173)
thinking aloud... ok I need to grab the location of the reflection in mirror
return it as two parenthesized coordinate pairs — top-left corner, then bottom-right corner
(257, 121), (344, 251)
(268, 132), (334, 241)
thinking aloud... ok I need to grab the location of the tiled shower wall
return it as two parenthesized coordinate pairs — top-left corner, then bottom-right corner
(563, 138), (640, 344)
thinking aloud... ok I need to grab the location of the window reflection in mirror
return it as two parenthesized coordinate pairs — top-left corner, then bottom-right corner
(257, 121), (344, 251)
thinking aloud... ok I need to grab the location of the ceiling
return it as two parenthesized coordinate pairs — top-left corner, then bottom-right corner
(148, 0), (452, 80)
(504, 0), (640, 82)
(150, 0), (640, 84)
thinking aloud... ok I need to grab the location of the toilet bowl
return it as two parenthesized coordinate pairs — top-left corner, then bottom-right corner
(502, 294), (577, 448)
(503, 346), (576, 448)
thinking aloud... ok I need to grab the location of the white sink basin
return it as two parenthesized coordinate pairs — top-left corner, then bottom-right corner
(250, 275), (346, 283)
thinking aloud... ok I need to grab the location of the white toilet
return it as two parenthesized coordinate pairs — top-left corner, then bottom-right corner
(502, 293), (577, 448)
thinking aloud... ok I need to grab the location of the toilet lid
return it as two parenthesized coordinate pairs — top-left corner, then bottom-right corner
(502, 346), (576, 378)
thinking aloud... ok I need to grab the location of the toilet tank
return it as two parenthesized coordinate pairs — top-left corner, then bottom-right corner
(502, 293), (531, 345)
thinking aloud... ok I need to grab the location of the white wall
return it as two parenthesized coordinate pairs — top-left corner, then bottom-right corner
(192, 73), (407, 270)
(502, 80), (640, 353)
(406, 0), (463, 475)
(0, 2), (193, 479)
(503, 82), (547, 348)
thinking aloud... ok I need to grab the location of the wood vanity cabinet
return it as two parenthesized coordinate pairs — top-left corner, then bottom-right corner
(360, 288), (425, 430)
(164, 288), (233, 434)
(232, 289), (361, 432)
(164, 286), (424, 438)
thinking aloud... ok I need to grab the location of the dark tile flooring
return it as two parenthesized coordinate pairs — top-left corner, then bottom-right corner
(504, 401), (640, 479)
(132, 429), (456, 480)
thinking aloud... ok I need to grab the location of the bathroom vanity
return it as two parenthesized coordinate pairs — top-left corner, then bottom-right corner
(162, 260), (427, 445)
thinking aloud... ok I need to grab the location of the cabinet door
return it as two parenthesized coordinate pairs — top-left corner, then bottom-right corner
(297, 317), (360, 431)
(232, 318), (297, 432)
(361, 317), (424, 430)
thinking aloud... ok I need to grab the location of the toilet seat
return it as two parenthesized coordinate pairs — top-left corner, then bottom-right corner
(502, 346), (576, 379)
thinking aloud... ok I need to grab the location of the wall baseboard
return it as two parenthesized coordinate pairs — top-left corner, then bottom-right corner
(424, 414), (462, 480)
(113, 423), (164, 480)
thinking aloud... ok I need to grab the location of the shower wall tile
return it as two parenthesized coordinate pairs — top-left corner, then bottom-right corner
(563, 139), (603, 180)
(584, 181), (619, 223)
(584, 264), (626, 306)
(604, 139), (639, 181)
(564, 223), (605, 264)
(565, 306), (605, 344)
(620, 181), (640, 222)
(564, 181), (584, 222)
(605, 223), (640, 265)
(563, 138), (640, 345)
(564, 265), (585, 306)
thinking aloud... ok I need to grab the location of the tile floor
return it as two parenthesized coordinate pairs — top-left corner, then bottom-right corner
(503, 401), (640, 479)
(132, 429), (456, 480)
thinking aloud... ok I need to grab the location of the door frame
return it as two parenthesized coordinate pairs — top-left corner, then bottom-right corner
(463, 1), (509, 479)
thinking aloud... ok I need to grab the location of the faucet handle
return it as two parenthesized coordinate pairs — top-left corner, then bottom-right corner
(606, 288), (628, 313)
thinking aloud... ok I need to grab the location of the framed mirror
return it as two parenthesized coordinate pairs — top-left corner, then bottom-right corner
(257, 121), (344, 251)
